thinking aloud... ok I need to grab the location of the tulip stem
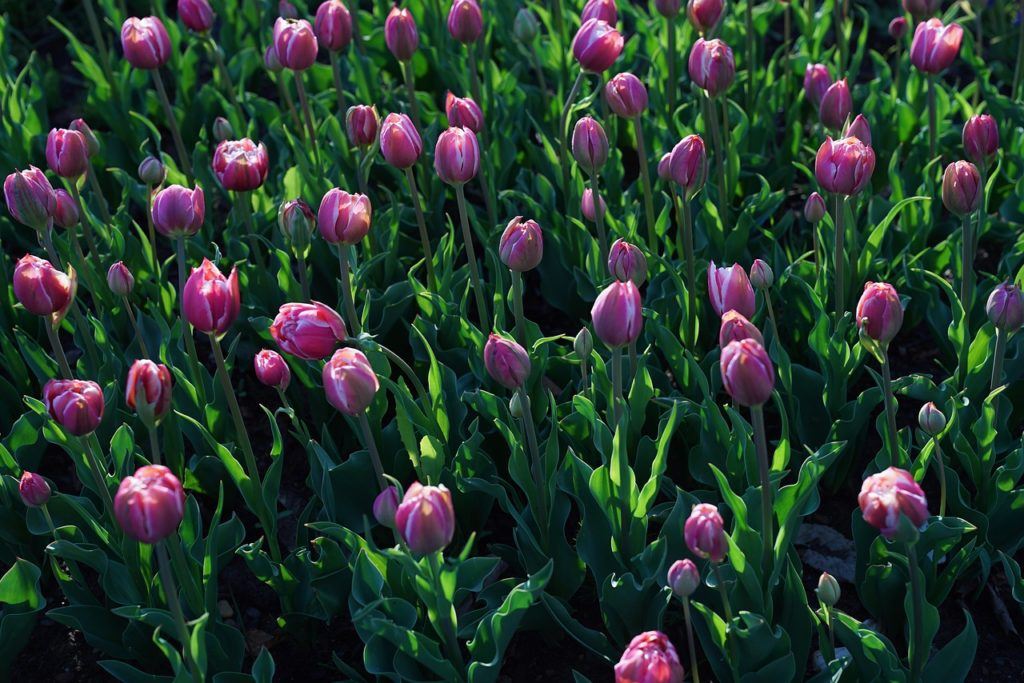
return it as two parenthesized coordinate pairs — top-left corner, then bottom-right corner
(147, 424), (162, 466)
(628, 341), (638, 391)
(927, 76), (937, 161)
(427, 552), (465, 670)
(122, 296), (151, 358)
(276, 75), (304, 142)
(751, 404), (774, 583)
(85, 161), (112, 226)
(633, 116), (657, 251)
(455, 184), (490, 327)
(524, 45), (548, 95)
(667, 18), (677, 116)
(357, 412), (387, 491)
(157, 542), (204, 683)
(293, 75), (321, 169)
(559, 70), (586, 212)
(166, 532), (204, 617)
(677, 194), (698, 348)
(44, 321), (74, 380)
(42, 503), (87, 589)
(401, 61), (422, 130)
(468, 45), (484, 116)
(833, 194), (845, 318)
(41, 226), (100, 371)
(337, 244), (361, 336)
(68, 182), (99, 258)
(589, 172), (609, 261)
(682, 597), (701, 683)
(961, 213), (975, 316)
(206, 37), (241, 118)
(403, 167), (437, 290)
(880, 348), (900, 465)
(906, 541), (924, 683)
(1014, 2), (1024, 101)
(765, 291), (780, 343)
(277, 389), (312, 444)
(833, 0), (845, 74)
(511, 270), (527, 346)
(82, 437), (115, 522)
(745, 0), (756, 111)
(517, 387), (548, 539)
(151, 69), (193, 182)
(236, 192), (262, 265)
(209, 335), (258, 482)
(367, 341), (430, 410)
(82, 0), (117, 97)
(893, 42), (902, 97)
(711, 561), (734, 623)
(146, 186), (158, 271)
(990, 326), (1007, 394)
(297, 252), (311, 302)
(580, 350), (591, 403)
(611, 347), (624, 428)
(931, 437), (947, 518)
(705, 94), (729, 229)
(175, 238), (208, 406)
(329, 51), (347, 120)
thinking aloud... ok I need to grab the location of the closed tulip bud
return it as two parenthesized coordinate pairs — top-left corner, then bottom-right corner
(264, 43), (284, 72)
(918, 402), (946, 436)
(45, 129), (88, 179)
(720, 338), (775, 406)
(182, 259), (240, 336)
(962, 115), (998, 166)
(379, 113), (422, 169)
(315, 0), (352, 52)
(667, 559), (700, 598)
(19, 472), (51, 508)
(43, 379), (105, 436)
(125, 359), (173, 425)
(816, 572), (840, 607)
(107, 261), (134, 296)
(574, 327), (594, 358)
(151, 184), (205, 238)
(604, 72), (648, 118)
(274, 18), (318, 71)
(889, 16), (908, 40)
(445, 92), (484, 133)
(346, 105), (380, 147)
(607, 239), (648, 285)
(688, 38), (735, 97)
(749, 259), (773, 289)
(591, 280), (643, 349)
(804, 192), (827, 223)
(815, 136), (876, 196)
(254, 349), (291, 390)
(719, 310), (764, 347)
(986, 281), (1024, 332)
(271, 301), (347, 360)
(581, 188), (607, 222)
(819, 79), (852, 130)
(385, 7), (420, 62)
(212, 116), (233, 142)
(278, 198), (316, 254)
(572, 19), (624, 73)
(278, 0), (298, 18)
(509, 391), (526, 418)
(687, 0), (723, 33)
(434, 127), (480, 185)
(499, 216), (543, 272)
(614, 631), (685, 683)
(657, 153), (672, 181)
(138, 156), (166, 186)
(803, 63), (832, 109)
(941, 161), (981, 216)
(318, 189), (372, 245)
(373, 486), (401, 527)
(448, 0), (483, 43)
(910, 19), (963, 74)
(684, 503), (727, 562)
(52, 189), (80, 229)
(115, 465), (186, 544)
(855, 282), (903, 344)
(843, 114), (872, 145)
(121, 17), (172, 70)
(323, 348), (379, 415)
(483, 334), (531, 389)
(858, 466), (929, 538)
(513, 8), (539, 42)
(14, 255), (72, 317)
(212, 138), (269, 192)
(178, 0), (214, 32)
(4, 166), (56, 230)
(669, 134), (708, 196)
(582, 0), (618, 25)
(657, 0), (683, 17)
(571, 117), (609, 176)
(395, 482), (455, 554)
(902, 0), (939, 20)
(69, 119), (100, 157)
(707, 261), (755, 318)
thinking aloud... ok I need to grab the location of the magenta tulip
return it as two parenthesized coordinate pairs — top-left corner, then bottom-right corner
(688, 38), (734, 96)
(125, 359), (173, 424)
(962, 115), (998, 166)
(212, 139), (269, 192)
(669, 134), (708, 195)
(385, 7), (419, 62)
(178, 0), (214, 32)
(591, 280), (643, 349)
(483, 334), (531, 390)
(448, 0), (483, 43)
(571, 19), (623, 73)
(46, 129), (89, 179)
(19, 472), (51, 508)
(43, 379), (105, 436)
(107, 261), (134, 296)
(941, 161), (981, 216)
(151, 184), (205, 238)
(121, 17), (172, 69)
(720, 338), (775, 406)
(604, 72), (648, 118)
(571, 117), (609, 175)
(707, 261), (755, 318)
(684, 503), (727, 561)
(52, 189), (80, 229)
(115, 465), (186, 544)
(687, 0), (723, 33)
(910, 19), (963, 74)
(182, 259), (240, 336)
(254, 349), (292, 390)
(4, 166), (56, 230)
(13, 255), (72, 317)
(986, 282), (1024, 332)
(270, 302), (347, 360)
(499, 217), (543, 272)
(582, 0), (618, 25)
(667, 559), (700, 598)
(346, 105), (379, 148)
(819, 79), (852, 130)
(607, 239), (648, 286)
(379, 113), (422, 169)
(445, 92), (484, 133)
(318, 189), (372, 245)
(434, 127), (480, 185)
(855, 282), (903, 344)
(719, 310), (764, 347)
(858, 467), (929, 538)
(273, 18), (318, 71)
(803, 63), (832, 109)
(814, 136), (876, 196)
(581, 188), (607, 223)
(614, 631), (685, 683)
(315, 0), (352, 52)
(323, 348), (379, 415)
(395, 482), (456, 554)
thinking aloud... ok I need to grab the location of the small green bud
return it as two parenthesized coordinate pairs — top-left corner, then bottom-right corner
(816, 572), (840, 607)
(574, 327), (593, 359)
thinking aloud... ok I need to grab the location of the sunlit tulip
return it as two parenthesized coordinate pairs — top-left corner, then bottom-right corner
(499, 217), (543, 272)
(125, 359), (173, 425)
(614, 631), (685, 683)
(13, 255), (72, 317)
(151, 184), (205, 238)
(814, 136), (875, 196)
(254, 349), (291, 390)
(720, 338), (775, 406)
(270, 301), (347, 360)
(273, 17), (318, 71)
(910, 19), (963, 74)
(212, 139), (269, 191)
(858, 467), (929, 538)
(4, 166), (55, 230)
(46, 128), (89, 179)
(181, 259), (240, 336)
(395, 482), (456, 554)
(115, 465), (186, 544)
(684, 503), (726, 561)
(483, 334), (531, 389)
(707, 261), (755, 318)
(688, 38), (734, 96)
(323, 347), (379, 415)
(855, 282), (903, 344)
(591, 280), (643, 349)
(315, 0), (352, 52)
(572, 19), (623, 73)
(43, 379), (104, 436)
(379, 113), (422, 168)
(318, 189), (372, 245)
(121, 17), (171, 69)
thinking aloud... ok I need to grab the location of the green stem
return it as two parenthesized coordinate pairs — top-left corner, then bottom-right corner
(83, 0), (116, 92)
(765, 293), (780, 342)
(682, 598), (701, 683)
(1013, 0), (1024, 101)
(41, 227), (100, 371)
(932, 438), (947, 518)
(427, 553), (465, 670)
(633, 116), (657, 251)
(277, 389), (312, 443)
(590, 172), (608, 261)
(580, 354), (591, 403)
(165, 533), (204, 616)
(209, 334), (259, 482)
(880, 349), (900, 464)
(511, 270), (527, 346)
(157, 543), (203, 682)
(611, 347), (624, 427)
(745, 0), (756, 111)
(517, 387), (548, 538)
(147, 424), (162, 466)
(628, 341), (638, 392)
(236, 192), (261, 263)
(990, 326), (1007, 393)
(706, 94), (729, 228)
(151, 69), (193, 181)
(834, 194), (845, 318)
(276, 75), (304, 142)
(357, 412), (387, 491)
(294, 74), (321, 168)
(833, 0), (846, 74)
(85, 161), (112, 225)
(338, 244), (361, 335)
(894, 45), (901, 97)
(401, 61), (421, 130)
(711, 561), (734, 623)
(123, 297), (151, 358)
(68, 182), (99, 257)
(681, 195), (697, 348)
(175, 238), (208, 405)
(612, 347), (631, 559)
(45, 322), (74, 380)
(329, 51), (347, 119)
(527, 46), (548, 95)
(559, 71), (586, 211)
(404, 167), (437, 289)
(207, 37), (241, 116)
(667, 18), (677, 116)
(927, 76), (937, 161)
(751, 404), (773, 582)
(455, 184), (490, 327)
(906, 542), (924, 683)
(146, 186), (158, 270)
(297, 252), (310, 301)
(468, 45), (484, 115)
(961, 213), (974, 317)
(82, 437), (115, 522)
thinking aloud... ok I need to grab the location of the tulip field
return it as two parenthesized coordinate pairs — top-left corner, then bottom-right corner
(4, 0), (1024, 680)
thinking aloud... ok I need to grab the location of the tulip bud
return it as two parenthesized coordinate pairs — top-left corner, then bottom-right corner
(121, 17), (172, 70)
(707, 261), (755, 318)
(669, 134), (708, 196)
(178, 0), (215, 32)
(684, 503), (727, 562)
(571, 19), (624, 73)
(273, 18), (318, 71)
(445, 92), (484, 133)
(448, 0), (483, 44)
(858, 466), (929, 538)
(483, 334), (531, 390)
(45, 129), (89, 179)
(107, 261), (135, 296)
(719, 310), (764, 347)
(591, 280), (643, 349)
(4, 166), (56, 230)
(902, 0), (939, 20)
(138, 156), (167, 186)
(657, 0), (683, 17)
(804, 192), (827, 223)
(667, 559), (700, 598)
(843, 114), (872, 145)
(814, 136), (876, 196)
(182, 259), (240, 336)
(264, 43), (284, 72)
(499, 216), (543, 272)
(43, 379), (105, 436)
(52, 189), (80, 229)
(151, 184), (205, 238)
(889, 16), (908, 40)
(125, 359), (173, 426)
(212, 138), (269, 192)
(657, 153), (672, 181)
(604, 72), (648, 119)
(373, 486), (400, 527)
(614, 631), (685, 683)
(575, 328), (594, 358)
(434, 127), (480, 185)
(749, 259), (773, 290)
(986, 281), (1024, 332)
(582, 0), (618, 25)
(855, 282), (903, 344)
(571, 117), (609, 176)
(254, 349), (291, 390)
(607, 239), (648, 286)
(271, 302), (347, 360)
(315, 0), (353, 52)
(688, 38), (735, 97)
(69, 119), (100, 157)
(317, 189), (372, 245)
(379, 113), (423, 169)
(513, 8), (539, 43)
(279, 0), (298, 19)
(819, 79), (852, 131)
(687, 0), (723, 34)
(910, 19), (963, 74)
(803, 64), (832, 109)
(918, 401), (946, 436)
(19, 472), (51, 508)
(212, 116), (233, 142)
(941, 161), (981, 216)
(385, 7), (419, 62)
(581, 188), (607, 223)
(346, 105), (380, 147)
(13, 255), (72, 317)
(278, 198), (316, 254)
(962, 114), (998, 166)
(509, 391), (526, 418)
(720, 338), (775, 406)
(323, 348), (379, 415)
(115, 465), (186, 544)
(816, 572), (840, 607)
(394, 482), (456, 554)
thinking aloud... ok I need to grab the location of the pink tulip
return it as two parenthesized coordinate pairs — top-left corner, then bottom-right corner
(591, 280), (643, 349)
(719, 310), (764, 347)
(688, 38), (734, 97)
(346, 105), (380, 148)
(52, 189), (80, 229)
(607, 239), (648, 286)
(43, 379), (105, 436)
(667, 559), (700, 598)
(277, 198), (315, 246)
(121, 17), (172, 69)
(107, 261), (134, 296)
(604, 72), (648, 119)
(483, 334), (531, 390)
(656, 0), (683, 17)
(843, 114), (872, 145)
(4, 166), (56, 229)
(115, 465), (186, 544)
(819, 79), (852, 130)
(323, 347), (379, 415)
(315, 0), (352, 52)
(212, 116), (233, 142)
(910, 19), (963, 74)
(373, 486), (401, 527)
(858, 467), (929, 538)
(804, 192), (826, 223)
(434, 127), (480, 185)
(448, 0), (483, 43)
(178, 0), (214, 32)
(803, 63), (832, 109)
(125, 359), (173, 424)
(182, 258), (240, 336)
(445, 92), (484, 133)
(720, 338), (775, 406)
(212, 139), (269, 192)
(614, 631), (685, 683)
(986, 282), (1024, 332)
(13, 255), (72, 317)
(379, 113), (422, 169)
(814, 136), (875, 196)
(962, 115), (998, 166)
(318, 189), (372, 245)
(749, 259), (773, 289)
(151, 184), (205, 238)
(46, 129), (89, 179)
(582, 0), (618, 25)
(394, 482), (456, 554)
(264, 43), (283, 72)
(279, 0), (298, 19)
(581, 188), (607, 222)
(888, 17), (908, 40)
(19, 472), (51, 508)
(687, 0), (723, 33)
(941, 161), (981, 216)
(657, 153), (672, 181)
(499, 216), (543, 272)
(669, 134), (707, 195)
(684, 503), (727, 561)
(273, 18), (318, 71)
(707, 261), (755, 318)
(270, 301), (347, 360)
(918, 402), (946, 436)
(571, 117), (609, 175)
(254, 349), (291, 390)
(69, 119), (99, 157)
(571, 19), (623, 73)
(385, 7), (419, 62)
(855, 282), (903, 344)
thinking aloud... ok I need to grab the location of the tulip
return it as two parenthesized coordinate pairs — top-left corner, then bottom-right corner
(687, 0), (723, 33)
(858, 467), (929, 538)
(43, 379), (104, 436)
(819, 79), (852, 130)
(277, 198), (316, 252)
(962, 115), (998, 166)
(69, 119), (99, 157)
(254, 349), (291, 390)
(749, 259), (773, 289)
(323, 347), (379, 416)
(856, 282), (903, 344)
(574, 327), (594, 359)
(803, 63), (832, 109)
(182, 259), (240, 336)
(667, 559), (700, 598)
(657, 0), (683, 17)
(114, 465), (186, 544)
(138, 156), (167, 186)
(889, 17), (908, 40)
(385, 7), (419, 62)
(804, 192), (826, 223)
(581, 188), (607, 223)
(910, 19), (963, 74)
(604, 73), (648, 119)
(395, 482), (456, 554)
(125, 359), (173, 425)
(918, 402), (946, 436)
(814, 136), (875, 196)
(270, 301), (347, 360)
(13, 255), (72, 317)
(707, 261), (755, 319)
(317, 189), (371, 246)
(448, 0), (483, 44)
(212, 139), (269, 192)
(499, 217), (543, 272)
(445, 92), (484, 133)
(844, 114), (872, 145)
(582, 0), (618, 25)
(614, 631), (685, 683)
(107, 262), (134, 296)
(513, 8), (540, 43)
(435, 127), (480, 185)
(572, 117), (609, 176)
(987, 282), (1024, 332)
(720, 338), (775, 406)
(279, 0), (298, 19)
(572, 19), (623, 73)
(151, 184), (205, 238)
(607, 239), (648, 286)
(264, 43), (283, 72)
(657, 153), (672, 181)
(688, 38), (734, 96)
(46, 128), (89, 179)
(592, 281), (643, 349)
(941, 161), (981, 216)
(669, 135), (707, 195)
(379, 113), (422, 169)
(373, 486), (400, 527)
(273, 18), (318, 71)
(816, 572), (840, 607)
(684, 503), (726, 561)
(178, 0), (214, 33)
(4, 166), (55, 230)
(52, 189), (80, 229)
(212, 116), (233, 142)
(19, 472), (51, 508)
(120, 17), (171, 70)
(346, 105), (380, 147)
(902, 0), (939, 20)
(719, 310), (764, 347)
(483, 334), (531, 390)
(315, 0), (352, 52)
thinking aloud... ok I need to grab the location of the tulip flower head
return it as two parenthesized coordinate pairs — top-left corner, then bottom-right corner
(657, 0), (683, 17)
(819, 79), (852, 131)
(858, 466), (929, 539)
(720, 338), (775, 406)
(483, 334), (531, 390)
(941, 161), (981, 216)
(271, 301), (347, 360)
(687, 0), (723, 34)
(52, 190), (80, 229)
(254, 349), (291, 390)
(572, 117), (609, 176)
(499, 216), (544, 272)
(581, 188), (607, 223)
(346, 105), (380, 148)
(178, 0), (215, 33)
(323, 347), (379, 415)
(688, 38), (735, 97)
(657, 153), (673, 181)
(604, 72), (648, 119)
(910, 19), (963, 74)
(318, 189), (372, 245)
(445, 92), (484, 133)
(607, 239), (648, 286)
(138, 156), (167, 186)
(448, 0), (483, 44)
(669, 134), (708, 196)
(707, 261), (755, 318)
(889, 16), (908, 40)
(592, 280), (643, 349)
(513, 8), (540, 43)
(815, 136), (876, 196)
(125, 359), (173, 426)
(373, 486), (401, 527)
(379, 113), (423, 169)
(395, 482), (456, 554)
(816, 572), (841, 607)
(667, 559), (700, 598)
(278, 198), (316, 253)
(264, 43), (284, 72)
(918, 402), (946, 436)
(43, 379), (105, 436)
(385, 7), (420, 62)
(315, 0), (352, 52)
(962, 115), (998, 166)
(803, 192), (827, 223)
(684, 503), (727, 561)
(719, 310), (764, 347)
(212, 116), (234, 142)
(182, 259), (240, 336)
(13, 255), (73, 318)
(273, 17), (318, 71)
(107, 261), (134, 296)
(986, 282), (1024, 332)
(212, 139), (270, 192)
(843, 114), (872, 146)
(855, 282), (903, 344)
(121, 17), (172, 69)
(19, 472), (51, 508)
(614, 631), (685, 683)
(434, 127), (480, 185)
(69, 119), (99, 157)
(803, 63), (832, 109)
(115, 465), (186, 544)
(749, 259), (774, 289)
(572, 18), (624, 73)
(151, 184), (205, 238)
(46, 128), (89, 179)
(4, 166), (56, 230)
